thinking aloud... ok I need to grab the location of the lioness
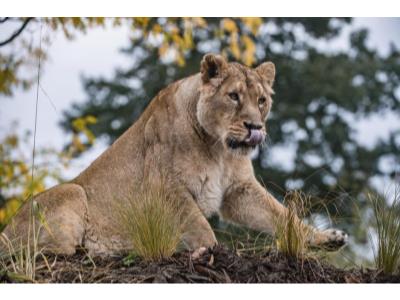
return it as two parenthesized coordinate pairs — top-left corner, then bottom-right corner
(3, 54), (347, 255)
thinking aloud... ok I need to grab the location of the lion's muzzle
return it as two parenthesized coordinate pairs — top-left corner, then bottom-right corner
(244, 129), (265, 146)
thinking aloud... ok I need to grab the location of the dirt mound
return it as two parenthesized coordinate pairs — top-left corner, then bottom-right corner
(1, 246), (399, 283)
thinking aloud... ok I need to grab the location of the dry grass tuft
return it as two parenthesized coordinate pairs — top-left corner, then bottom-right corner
(369, 187), (400, 275)
(274, 190), (313, 259)
(0, 201), (49, 281)
(114, 182), (187, 262)
(0, 234), (45, 282)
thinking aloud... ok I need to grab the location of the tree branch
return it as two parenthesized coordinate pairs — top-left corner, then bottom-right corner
(0, 17), (34, 47)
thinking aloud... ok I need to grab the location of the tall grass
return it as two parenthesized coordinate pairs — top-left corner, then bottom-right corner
(0, 200), (49, 281)
(369, 187), (400, 275)
(274, 190), (313, 259)
(114, 182), (187, 261)
(0, 233), (41, 282)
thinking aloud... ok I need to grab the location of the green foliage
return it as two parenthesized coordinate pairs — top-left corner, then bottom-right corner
(369, 188), (400, 275)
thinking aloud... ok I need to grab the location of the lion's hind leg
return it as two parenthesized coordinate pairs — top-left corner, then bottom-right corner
(2, 183), (88, 255)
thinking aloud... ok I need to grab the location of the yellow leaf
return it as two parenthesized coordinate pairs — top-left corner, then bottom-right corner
(84, 130), (96, 145)
(242, 35), (256, 66)
(72, 118), (85, 132)
(183, 28), (193, 49)
(19, 162), (28, 174)
(72, 135), (85, 152)
(85, 115), (97, 124)
(152, 23), (162, 34)
(0, 209), (5, 223)
(192, 17), (207, 28)
(7, 198), (21, 214)
(134, 17), (150, 28)
(172, 33), (184, 48)
(5, 135), (18, 147)
(176, 52), (186, 67)
(222, 18), (237, 33)
(5, 164), (14, 180)
(95, 17), (105, 26)
(35, 182), (45, 194)
(159, 41), (169, 57)
(230, 33), (241, 60)
(241, 17), (262, 35)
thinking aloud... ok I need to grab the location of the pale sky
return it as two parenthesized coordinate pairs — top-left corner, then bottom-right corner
(1, 18), (399, 183)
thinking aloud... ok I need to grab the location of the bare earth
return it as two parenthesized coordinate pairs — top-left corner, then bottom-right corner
(1, 246), (399, 283)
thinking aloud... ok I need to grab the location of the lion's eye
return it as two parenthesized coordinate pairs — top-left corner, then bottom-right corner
(228, 92), (240, 102)
(258, 96), (266, 106)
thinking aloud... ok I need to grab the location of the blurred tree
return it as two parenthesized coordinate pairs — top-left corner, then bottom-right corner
(1, 17), (257, 96)
(60, 18), (400, 231)
(0, 17), (106, 96)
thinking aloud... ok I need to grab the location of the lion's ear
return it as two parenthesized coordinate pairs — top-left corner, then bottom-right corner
(255, 61), (275, 87)
(200, 53), (228, 84)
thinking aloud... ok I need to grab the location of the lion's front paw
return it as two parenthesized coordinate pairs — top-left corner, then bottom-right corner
(312, 228), (348, 251)
(190, 247), (207, 260)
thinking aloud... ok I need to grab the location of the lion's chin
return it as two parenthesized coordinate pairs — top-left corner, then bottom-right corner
(228, 147), (254, 156)
(225, 137), (257, 156)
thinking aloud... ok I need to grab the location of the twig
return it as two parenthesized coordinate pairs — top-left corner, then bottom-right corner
(0, 17), (34, 47)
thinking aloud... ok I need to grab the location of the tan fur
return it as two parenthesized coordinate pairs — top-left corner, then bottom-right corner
(2, 54), (347, 255)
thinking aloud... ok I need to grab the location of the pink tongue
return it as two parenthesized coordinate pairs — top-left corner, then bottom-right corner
(247, 129), (264, 146)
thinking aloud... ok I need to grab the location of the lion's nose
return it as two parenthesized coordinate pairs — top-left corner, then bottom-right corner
(243, 121), (265, 146)
(243, 121), (263, 130)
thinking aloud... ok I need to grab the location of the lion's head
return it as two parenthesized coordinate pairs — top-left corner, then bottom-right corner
(197, 53), (275, 155)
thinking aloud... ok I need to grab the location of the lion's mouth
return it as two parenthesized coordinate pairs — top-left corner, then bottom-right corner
(226, 129), (265, 150)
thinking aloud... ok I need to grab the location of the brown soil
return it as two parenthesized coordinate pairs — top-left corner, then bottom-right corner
(1, 246), (399, 283)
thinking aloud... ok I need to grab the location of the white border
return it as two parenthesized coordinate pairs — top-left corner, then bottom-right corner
(1, 0), (400, 17)
(1, 284), (400, 299)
